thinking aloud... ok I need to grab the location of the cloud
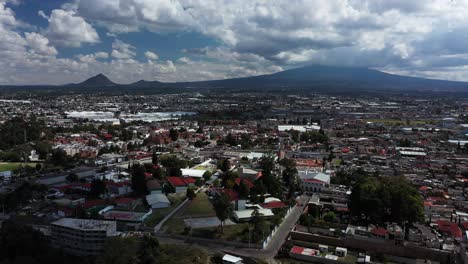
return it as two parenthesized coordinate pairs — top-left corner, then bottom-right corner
(111, 39), (136, 59)
(5, 0), (468, 84)
(24, 32), (57, 56)
(144, 51), (159, 60)
(40, 9), (99, 47)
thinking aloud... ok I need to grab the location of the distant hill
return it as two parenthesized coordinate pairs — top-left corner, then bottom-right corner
(73, 73), (117, 87)
(123, 65), (468, 92)
(2, 65), (468, 92)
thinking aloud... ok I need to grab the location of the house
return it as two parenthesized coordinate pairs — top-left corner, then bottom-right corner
(222, 254), (243, 264)
(146, 193), (171, 209)
(146, 180), (163, 194)
(370, 227), (389, 239)
(106, 181), (132, 196)
(167, 177), (187, 193)
(335, 247), (347, 257)
(237, 167), (262, 181)
(113, 197), (137, 209)
(299, 171), (331, 193)
(181, 169), (207, 178)
(233, 208), (274, 222)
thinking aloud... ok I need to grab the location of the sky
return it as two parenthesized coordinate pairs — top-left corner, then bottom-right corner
(2, 0), (468, 85)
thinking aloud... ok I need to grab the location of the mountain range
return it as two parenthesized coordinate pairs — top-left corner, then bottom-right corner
(6, 65), (468, 92)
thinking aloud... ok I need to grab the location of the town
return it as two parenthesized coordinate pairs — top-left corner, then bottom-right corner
(0, 90), (467, 264)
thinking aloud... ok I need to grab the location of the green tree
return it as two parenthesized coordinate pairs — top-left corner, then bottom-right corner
(186, 187), (196, 200)
(323, 211), (336, 223)
(90, 179), (106, 198)
(250, 208), (266, 242)
(195, 178), (203, 187)
(131, 164), (148, 195)
(238, 179), (250, 199)
(217, 159), (230, 172)
(202, 171), (212, 182)
(66, 173), (79, 183)
(169, 128), (179, 141)
(96, 237), (139, 264)
(213, 193), (233, 233)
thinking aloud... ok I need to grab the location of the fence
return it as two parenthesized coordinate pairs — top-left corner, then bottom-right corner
(262, 206), (294, 249)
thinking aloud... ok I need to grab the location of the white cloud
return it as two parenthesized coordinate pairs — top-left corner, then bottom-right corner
(111, 39), (136, 59)
(24, 32), (57, 56)
(5, 0), (468, 84)
(40, 9), (99, 47)
(144, 51), (159, 60)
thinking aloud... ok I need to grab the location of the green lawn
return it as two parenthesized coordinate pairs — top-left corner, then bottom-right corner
(144, 193), (185, 227)
(0, 162), (38, 172)
(159, 243), (209, 264)
(332, 159), (342, 166)
(191, 223), (251, 242)
(180, 192), (215, 217)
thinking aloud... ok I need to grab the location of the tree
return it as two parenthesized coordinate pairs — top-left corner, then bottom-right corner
(259, 154), (282, 197)
(217, 159), (230, 172)
(186, 187), (196, 200)
(96, 237), (139, 264)
(213, 179), (221, 188)
(350, 175), (423, 225)
(323, 211), (336, 223)
(66, 173), (79, 183)
(213, 193), (233, 233)
(140, 235), (160, 264)
(152, 151), (159, 165)
(131, 164), (147, 196)
(238, 179), (250, 199)
(280, 158), (297, 185)
(250, 208), (266, 242)
(90, 179), (106, 198)
(202, 171), (212, 182)
(169, 128), (179, 141)
(195, 178), (203, 187)
(50, 148), (69, 166)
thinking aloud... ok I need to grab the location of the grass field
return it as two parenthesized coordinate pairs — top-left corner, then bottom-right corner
(191, 223), (250, 242)
(180, 192), (215, 217)
(159, 243), (209, 264)
(0, 162), (38, 172)
(144, 193), (185, 227)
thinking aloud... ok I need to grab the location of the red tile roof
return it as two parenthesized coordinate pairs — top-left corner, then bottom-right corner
(114, 197), (135, 204)
(167, 176), (186, 187)
(235, 178), (254, 189)
(371, 227), (389, 236)
(436, 220), (463, 238)
(261, 201), (287, 209)
(83, 199), (107, 209)
(182, 177), (196, 185)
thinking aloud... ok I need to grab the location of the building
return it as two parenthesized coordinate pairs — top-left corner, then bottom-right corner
(222, 254), (243, 264)
(299, 171), (331, 193)
(146, 180), (163, 194)
(167, 176), (188, 193)
(146, 193), (171, 209)
(51, 218), (117, 256)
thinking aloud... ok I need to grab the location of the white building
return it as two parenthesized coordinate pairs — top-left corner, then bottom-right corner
(298, 171), (331, 193)
(51, 218), (117, 256)
(146, 193), (171, 209)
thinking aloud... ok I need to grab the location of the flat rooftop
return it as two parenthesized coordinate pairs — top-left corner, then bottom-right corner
(52, 218), (116, 231)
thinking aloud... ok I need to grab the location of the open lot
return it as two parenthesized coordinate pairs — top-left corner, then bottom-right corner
(180, 192), (215, 218)
(184, 216), (234, 229)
